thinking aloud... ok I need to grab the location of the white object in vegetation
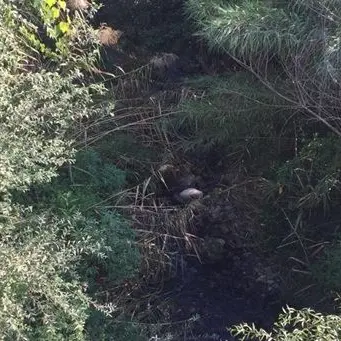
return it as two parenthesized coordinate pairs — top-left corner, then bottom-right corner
(178, 188), (203, 202)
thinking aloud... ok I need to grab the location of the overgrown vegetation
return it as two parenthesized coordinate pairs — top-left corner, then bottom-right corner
(4, 0), (341, 339)
(231, 306), (341, 341)
(0, 1), (141, 340)
(182, 0), (341, 339)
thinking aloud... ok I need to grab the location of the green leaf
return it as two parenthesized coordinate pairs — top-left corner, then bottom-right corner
(58, 21), (70, 34)
(58, 0), (67, 11)
(44, 0), (57, 8)
(51, 6), (60, 19)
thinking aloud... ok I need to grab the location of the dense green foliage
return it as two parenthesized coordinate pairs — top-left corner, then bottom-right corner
(3, 0), (341, 339)
(185, 0), (341, 65)
(182, 0), (341, 339)
(185, 0), (341, 135)
(171, 72), (290, 160)
(0, 1), (140, 340)
(185, 0), (305, 59)
(231, 306), (341, 341)
(1, 211), (90, 340)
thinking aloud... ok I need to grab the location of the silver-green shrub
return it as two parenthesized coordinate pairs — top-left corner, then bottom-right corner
(0, 1), (139, 340)
(231, 306), (341, 341)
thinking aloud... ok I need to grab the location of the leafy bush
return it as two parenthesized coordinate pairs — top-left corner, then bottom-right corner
(77, 211), (139, 290)
(11, 147), (126, 211)
(269, 134), (341, 214)
(72, 148), (126, 194)
(0, 211), (91, 340)
(0, 1), (141, 340)
(0, 70), (102, 193)
(311, 241), (341, 293)
(7, 150), (140, 317)
(231, 306), (341, 341)
(0, 207), (139, 340)
(0, 1), (105, 197)
(170, 72), (291, 162)
(20, 0), (100, 66)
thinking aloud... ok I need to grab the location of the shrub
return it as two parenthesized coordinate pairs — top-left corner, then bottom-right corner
(0, 211), (91, 340)
(0, 1), (140, 340)
(231, 306), (341, 341)
(311, 241), (341, 293)
(76, 210), (139, 291)
(270, 134), (341, 214)
(0, 207), (139, 340)
(0, 0), (105, 198)
(72, 148), (127, 195)
(169, 72), (292, 163)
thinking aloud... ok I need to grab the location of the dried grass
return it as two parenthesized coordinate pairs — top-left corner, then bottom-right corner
(67, 0), (90, 11)
(93, 181), (204, 322)
(98, 25), (123, 47)
(220, 176), (270, 244)
(128, 180), (203, 281)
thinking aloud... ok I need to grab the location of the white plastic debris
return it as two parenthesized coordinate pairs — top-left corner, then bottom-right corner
(178, 188), (203, 202)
